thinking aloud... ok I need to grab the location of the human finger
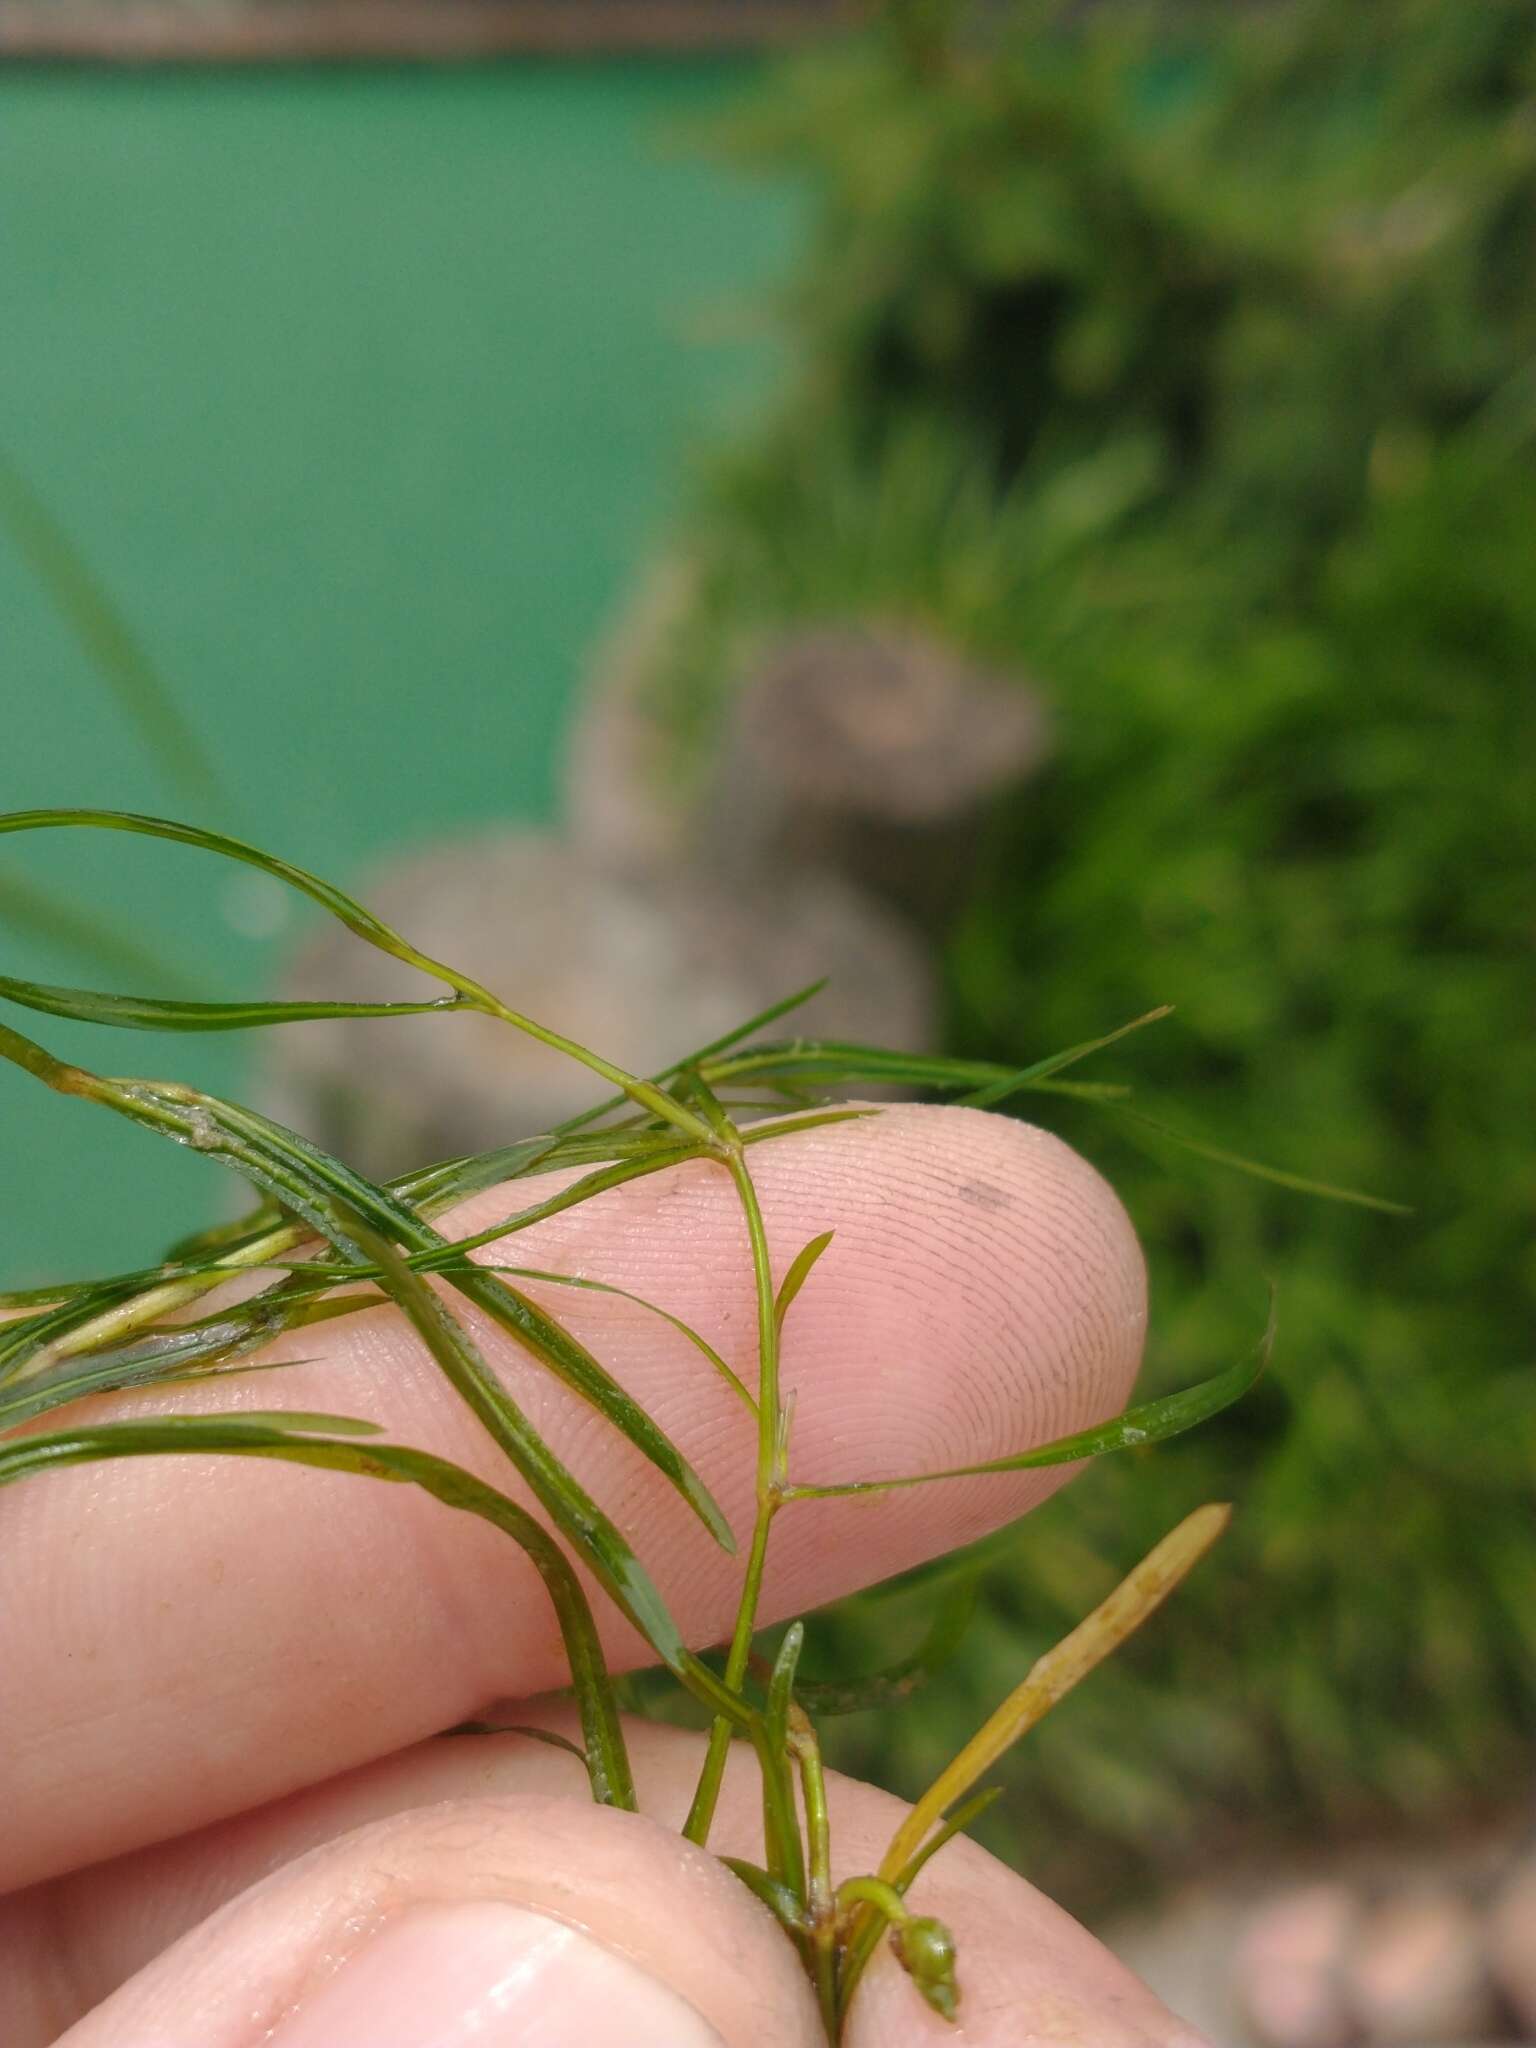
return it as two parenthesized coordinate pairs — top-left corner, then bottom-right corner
(9, 1717), (1204, 2048)
(42, 1794), (821, 2048)
(1, 1103), (1145, 1890)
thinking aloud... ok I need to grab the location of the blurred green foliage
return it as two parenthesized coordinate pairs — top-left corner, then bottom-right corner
(637, 0), (1536, 1899)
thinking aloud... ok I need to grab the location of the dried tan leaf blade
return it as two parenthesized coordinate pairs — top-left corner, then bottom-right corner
(879, 1503), (1232, 1883)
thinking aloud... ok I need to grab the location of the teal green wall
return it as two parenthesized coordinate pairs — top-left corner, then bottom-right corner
(0, 65), (793, 1284)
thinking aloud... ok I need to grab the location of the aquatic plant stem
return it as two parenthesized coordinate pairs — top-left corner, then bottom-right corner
(456, 983), (714, 1147)
(789, 1702), (840, 2038)
(683, 1140), (785, 1846)
(3, 804), (1322, 2044)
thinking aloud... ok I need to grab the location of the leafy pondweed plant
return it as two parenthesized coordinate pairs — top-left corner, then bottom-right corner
(0, 809), (1390, 2038)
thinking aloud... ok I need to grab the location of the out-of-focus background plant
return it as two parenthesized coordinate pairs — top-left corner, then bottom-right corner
(3, 0), (1532, 2035)
(599, 0), (1536, 1913)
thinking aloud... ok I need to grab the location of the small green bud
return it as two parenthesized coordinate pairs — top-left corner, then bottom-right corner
(892, 1913), (959, 2021)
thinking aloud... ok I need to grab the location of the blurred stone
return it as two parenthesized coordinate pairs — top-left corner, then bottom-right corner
(264, 572), (1050, 1177)
(1235, 1883), (1360, 2048)
(1105, 1822), (1536, 2048)
(707, 620), (1051, 933)
(1345, 1887), (1499, 2044)
(566, 563), (1051, 929)
(1487, 1852), (1536, 2034)
(719, 620), (1049, 829)
(262, 834), (933, 1182)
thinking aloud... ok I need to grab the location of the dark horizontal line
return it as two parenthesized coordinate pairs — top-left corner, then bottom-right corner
(0, 1), (856, 64)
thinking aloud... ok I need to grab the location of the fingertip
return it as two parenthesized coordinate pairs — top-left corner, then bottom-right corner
(52, 1798), (821, 2048)
(727, 1102), (1149, 1590)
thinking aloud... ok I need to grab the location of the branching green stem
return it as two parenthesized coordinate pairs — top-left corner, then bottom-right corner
(683, 1139), (786, 1846)
(0, 808), (1310, 2047)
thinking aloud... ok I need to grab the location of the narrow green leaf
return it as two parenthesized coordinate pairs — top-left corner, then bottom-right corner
(0, 1279), (108, 1309)
(213, 1410), (384, 1435)
(774, 1232), (834, 1335)
(761, 1621), (808, 1896)
(442, 1722), (588, 1762)
(0, 807), (447, 964)
(700, 1012), (1171, 1109)
(0, 1415), (379, 1474)
(0, 810), (711, 1139)
(485, 1268), (753, 1417)
(743, 1109), (874, 1143)
(1110, 1104), (1411, 1213)
(793, 1579), (977, 1717)
(0, 972), (462, 1033)
(553, 978), (831, 1142)
(0, 1345), (315, 1431)
(681, 979), (829, 1065)
(722, 1859), (808, 1933)
(334, 1216), (637, 1809)
(957, 1007), (1174, 1110)
(0, 1015), (735, 1557)
(708, 1041), (1006, 1094)
(0, 1412), (635, 1809)
(781, 1307), (1275, 1502)
(162, 1205), (281, 1264)
(766, 1621), (805, 1744)
(393, 1131), (653, 1211)
(891, 1786), (1004, 1896)
(1018, 1078), (1132, 1102)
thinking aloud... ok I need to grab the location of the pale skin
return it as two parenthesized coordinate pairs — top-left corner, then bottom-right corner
(0, 1105), (1212, 2045)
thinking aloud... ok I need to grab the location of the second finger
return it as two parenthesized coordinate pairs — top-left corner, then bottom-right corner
(8, 1717), (1203, 2048)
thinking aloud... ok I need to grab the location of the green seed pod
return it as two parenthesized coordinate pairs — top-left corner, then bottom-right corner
(892, 1913), (959, 2021)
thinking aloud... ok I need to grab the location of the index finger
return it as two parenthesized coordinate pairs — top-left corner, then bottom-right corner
(0, 1103), (1146, 1890)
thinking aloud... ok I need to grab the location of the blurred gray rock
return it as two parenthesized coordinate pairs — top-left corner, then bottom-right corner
(262, 834), (933, 1180)
(568, 563), (1051, 933)
(260, 570), (1049, 1180)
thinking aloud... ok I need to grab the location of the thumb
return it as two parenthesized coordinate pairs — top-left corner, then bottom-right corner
(53, 1795), (821, 2048)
